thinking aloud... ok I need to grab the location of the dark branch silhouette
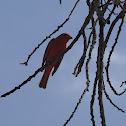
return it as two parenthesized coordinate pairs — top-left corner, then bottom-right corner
(20, 0), (81, 66)
(60, 0), (62, 4)
(1, 0), (126, 126)
(105, 16), (126, 96)
(103, 81), (125, 113)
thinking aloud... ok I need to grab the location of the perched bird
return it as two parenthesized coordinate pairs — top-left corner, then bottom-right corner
(39, 33), (72, 89)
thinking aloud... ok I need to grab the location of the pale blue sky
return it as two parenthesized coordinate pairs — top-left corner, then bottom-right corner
(0, 0), (126, 126)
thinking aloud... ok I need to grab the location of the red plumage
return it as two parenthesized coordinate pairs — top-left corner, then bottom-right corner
(39, 33), (72, 89)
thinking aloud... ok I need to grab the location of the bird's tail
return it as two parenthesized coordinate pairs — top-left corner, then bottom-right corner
(39, 66), (53, 89)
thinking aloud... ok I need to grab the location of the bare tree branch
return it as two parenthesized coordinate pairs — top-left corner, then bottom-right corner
(95, 0), (106, 125)
(60, 0), (62, 4)
(20, 0), (81, 66)
(103, 81), (125, 113)
(2, 1), (126, 126)
(105, 16), (126, 96)
(120, 81), (126, 87)
(1, 10), (94, 97)
(90, 71), (98, 126)
(63, 83), (89, 126)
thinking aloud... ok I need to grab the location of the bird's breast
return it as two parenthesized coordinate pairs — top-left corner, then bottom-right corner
(46, 44), (66, 62)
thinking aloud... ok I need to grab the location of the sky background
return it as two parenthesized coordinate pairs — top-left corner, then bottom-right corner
(0, 0), (126, 126)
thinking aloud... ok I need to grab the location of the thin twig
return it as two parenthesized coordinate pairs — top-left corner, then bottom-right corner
(72, 30), (87, 76)
(86, 17), (96, 126)
(72, 1), (95, 76)
(63, 82), (89, 126)
(72, 31), (87, 77)
(60, 0), (62, 4)
(106, 4), (117, 23)
(105, 16), (126, 96)
(120, 81), (126, 87)
(86, 17), (96, 88)
(89, 17), (97, 126)
(90, 71), (98, 126)
(104, 2), (126, 51)
(20, 0), (81, 66)
(63, 1), (97, 125)
(1, 12), (94, 97)
(103, 81), (125, 113)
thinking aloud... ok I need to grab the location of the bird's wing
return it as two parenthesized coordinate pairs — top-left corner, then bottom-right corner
(42, 38), (55, 66)
(52, 58), (63, 76)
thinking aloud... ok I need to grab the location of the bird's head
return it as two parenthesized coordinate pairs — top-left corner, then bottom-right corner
(62, 33), (73, 40)
(57, 33), (73, 41)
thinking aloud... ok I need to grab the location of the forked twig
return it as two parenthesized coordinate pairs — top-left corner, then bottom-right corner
(72, 1), (95, 76)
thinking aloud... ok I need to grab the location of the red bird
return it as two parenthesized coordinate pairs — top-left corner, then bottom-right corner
(39, 33), (72, 89)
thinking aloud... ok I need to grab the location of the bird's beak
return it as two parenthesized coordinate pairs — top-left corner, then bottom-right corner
(68, 36), (73, 39)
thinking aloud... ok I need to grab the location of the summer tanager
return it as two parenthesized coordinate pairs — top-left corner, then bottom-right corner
(39, 33), (72, 89)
